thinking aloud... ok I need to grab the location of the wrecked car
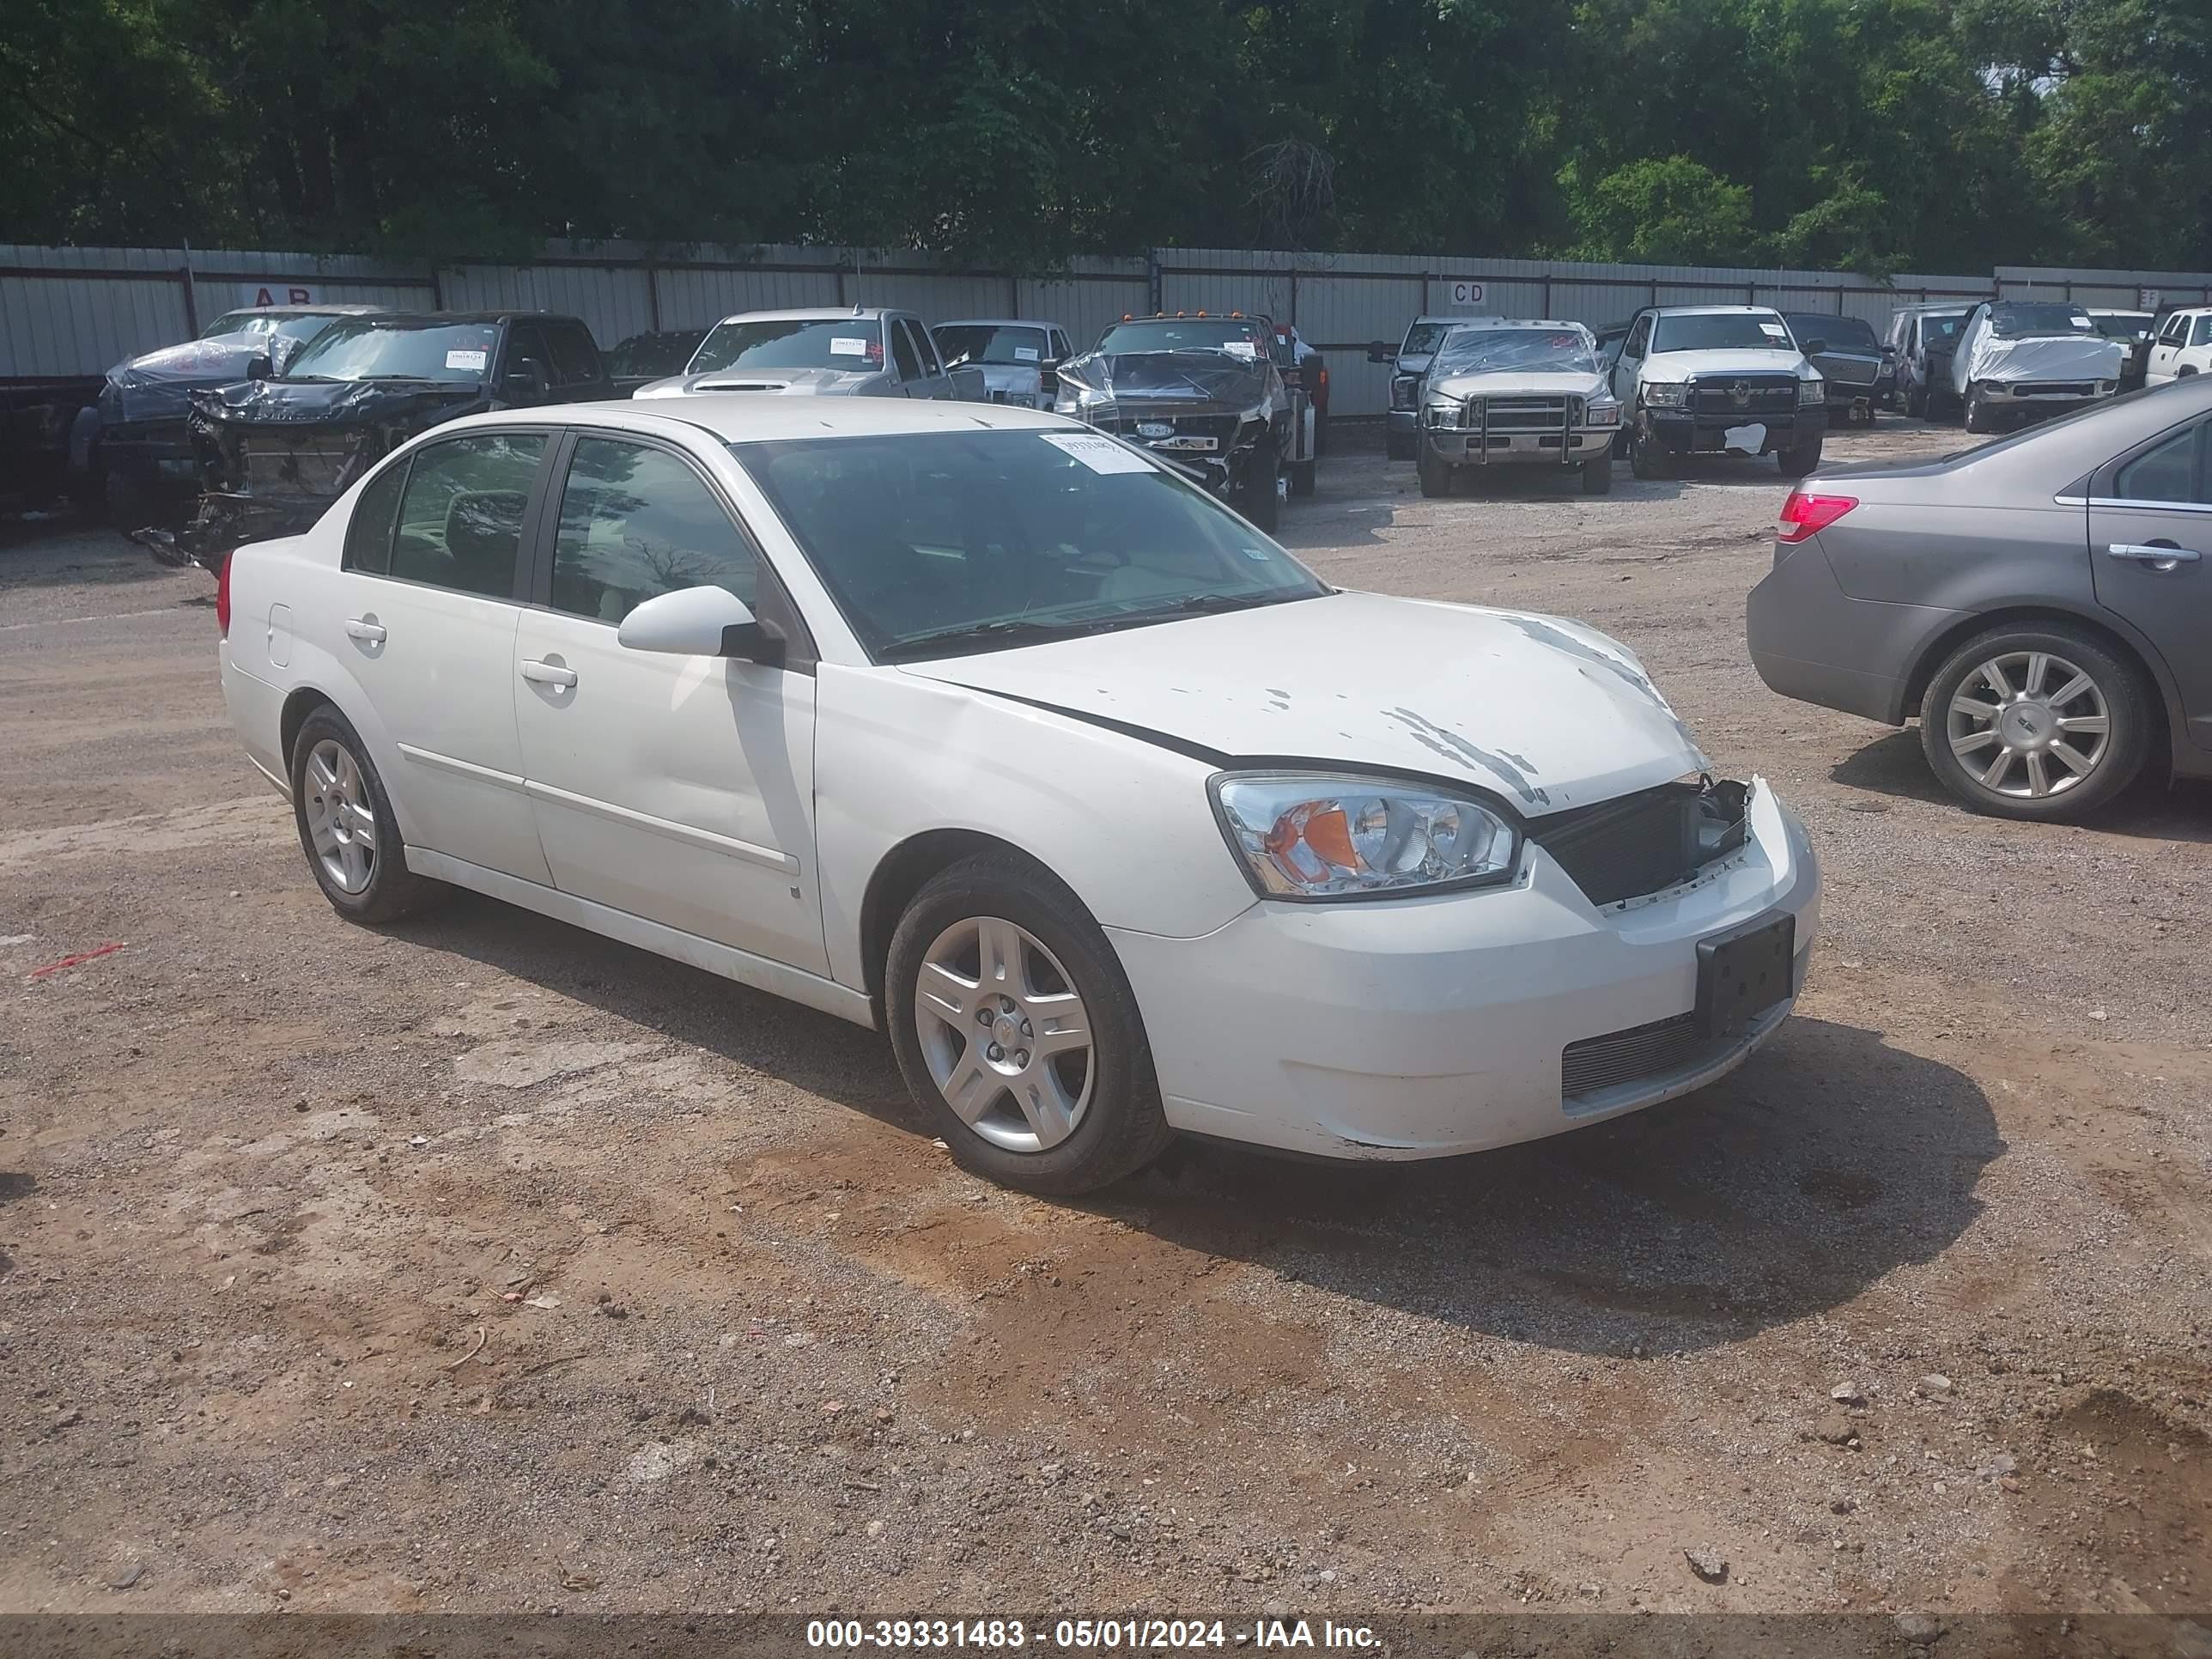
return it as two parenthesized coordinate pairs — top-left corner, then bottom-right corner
(931, 319), (1076, 410)
(87, 305), (386, 526)
(1051, 313), (1314, 532)
(144, 310), (611, 569)
(1413, 320), (1621, 497)
(221, 397), (1819, 1194)
(1950, 301), (2126, 433)
(633, 308), (985, 402)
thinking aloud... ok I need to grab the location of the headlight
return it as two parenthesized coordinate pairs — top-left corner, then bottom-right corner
(1053, 383), (1109, 416)
(1390, 376), (1418, 410)
(1798, 379), (1824, 408)
(1641, 381), (1686, 408)
(1424, 398), (1460, 428)
(1583, 396), (1621, 426)
(1210, 772), (1520, 901)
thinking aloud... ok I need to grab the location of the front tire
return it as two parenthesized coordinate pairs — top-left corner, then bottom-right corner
(1917, 623), (2151, 822)
(1905, 381), (1929, 419)
(1628, 415), (1670, 479)
(1964, 385), (1998, 433)
(1289, 458), (1316, 498)
(885, 854), (1172, 1195)
(1580, 456), (1614, 494)
(1385, 429), (1415, 462)
(1777, 434), (1823, 478)
(1416, 440), (1454, 497)
(289, 707), (446, 921)
(1237, 455), (1280, 531)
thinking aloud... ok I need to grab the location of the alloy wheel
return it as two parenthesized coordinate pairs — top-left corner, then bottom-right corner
(303, 738), (379, 893)
(913, 915), (1094, 1153)
(1945, 650), (2111, 801)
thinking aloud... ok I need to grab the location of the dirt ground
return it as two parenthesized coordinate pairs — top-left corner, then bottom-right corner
(2, 420), (2209, 1626)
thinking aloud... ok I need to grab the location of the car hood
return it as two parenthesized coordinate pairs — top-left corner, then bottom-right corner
(100, 333), (279, 425)
(634, 366), (886, 398)
(1425, 368), (1611, 400)
(1644, 349), (1815, 380)
(900, 590), (1707, 815)
(1960, 333), (2126, 385)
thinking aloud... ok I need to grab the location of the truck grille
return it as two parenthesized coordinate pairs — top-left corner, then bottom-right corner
(1459, 394), (1579, 434)
(2017, 381), (2094, 398)
(1690, 375), (1798, 415)
(1527, 779), (1750, 908)
(237, 431), (373, 498)
(1561, 1012), (1706, 1099)
(1099, 412), (1239, 443)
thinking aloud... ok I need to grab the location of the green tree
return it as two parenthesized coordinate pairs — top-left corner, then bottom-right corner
(1561, 155), (1759, 263)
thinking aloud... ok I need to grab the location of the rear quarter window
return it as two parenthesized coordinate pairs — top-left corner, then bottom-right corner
(341, 459), (409, 575)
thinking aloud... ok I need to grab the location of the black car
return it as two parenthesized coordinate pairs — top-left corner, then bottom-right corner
(607, 327), (709, 396)
(145, 310), (611, 568)
(1781, 313), (1895, 424)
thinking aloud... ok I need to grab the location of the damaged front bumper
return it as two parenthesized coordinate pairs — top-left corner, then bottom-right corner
(1108, 778), (1819, 1161)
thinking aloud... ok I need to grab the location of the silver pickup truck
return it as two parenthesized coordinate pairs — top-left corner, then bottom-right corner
(633, 307), (987, 401)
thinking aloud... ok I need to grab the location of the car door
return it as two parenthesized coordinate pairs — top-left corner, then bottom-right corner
(1951, 305), (1990, 395)
(885, 318), (925, 398)
(499, 321), (554, 407)
(542, 319), (611, 404)
(910, 318), (955, 398)
(2186, 313), (2212, 377)
(1610, 312), (1652, 403)
(2087, 413), (2212, 755)
(2146, 313), (2186, 384)
(510, 428), (828, 974)
(332, 428), (554, 883)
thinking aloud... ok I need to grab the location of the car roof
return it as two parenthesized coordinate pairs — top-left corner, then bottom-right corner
(933, 319), (1054, 331)
(1443, 318), (1588, 331)
(1650, 304), (1781, 317)
(212, 303), (388, 319)
(708, 307), (904, 325)
(317, 309), (586, 327)
(429, 394), (1076, 447)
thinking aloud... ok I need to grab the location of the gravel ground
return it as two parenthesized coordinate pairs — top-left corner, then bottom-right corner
(2, 422), (2208, 1624)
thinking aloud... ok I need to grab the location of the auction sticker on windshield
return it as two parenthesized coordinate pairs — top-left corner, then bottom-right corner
(446, 349), (489, 371)
(830, 337), (871, 357)
(1759, 323), (1788, 338)
(1041, 433), (1156, 474)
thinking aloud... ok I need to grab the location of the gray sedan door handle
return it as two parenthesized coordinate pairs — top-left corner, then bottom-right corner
(519, 658), (578, 689)
(2104, 541), (2202, 570)
(343, 617), (386, 643)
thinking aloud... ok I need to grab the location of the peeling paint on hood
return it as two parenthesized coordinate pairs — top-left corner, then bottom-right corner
(901, 590), (1708, 814)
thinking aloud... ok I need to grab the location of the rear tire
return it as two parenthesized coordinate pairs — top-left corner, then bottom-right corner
(101, 468), (149, 529)
(289, 707), (447, 922)
(885, 854), (1172, 1195)
(1579, 457), (1614, 495)
(1917, 623), (2152, 822)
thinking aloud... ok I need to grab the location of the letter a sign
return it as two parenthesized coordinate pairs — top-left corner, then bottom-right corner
(244, 284), (318, 307)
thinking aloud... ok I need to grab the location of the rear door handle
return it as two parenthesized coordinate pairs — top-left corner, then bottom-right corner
(520, 658), (578, 689)
(343, 617), (386, 643)
(2105, 542), (2201, 570)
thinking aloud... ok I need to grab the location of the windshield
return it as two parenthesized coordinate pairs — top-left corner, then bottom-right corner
(283, 320), (499, 383)
(1095, 320), (1267, 359)
(732, 429), (1326, 660)
(690, 318), (884, 374)
(2089, 313), (2153, 341)
(1431, 328), (1597, 376)
(1401, 322), (1452, 356)
(1651, 313), (1795, 353)
(202, 312), (343, 348)
(1784, 314), (1879, 352)
(934, 325), (1050, 368)
(608, 330), (707, 379)
(1918, 313), (1968, 346)
(1988, 304), (2094, 339)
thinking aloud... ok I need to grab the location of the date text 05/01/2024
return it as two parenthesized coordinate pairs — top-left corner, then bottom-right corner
(805, 1618), (1382, 1650)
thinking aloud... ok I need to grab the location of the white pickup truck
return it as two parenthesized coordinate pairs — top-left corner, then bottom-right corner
(634, 307), (988, 401)
(1603, 304), (1828, 478)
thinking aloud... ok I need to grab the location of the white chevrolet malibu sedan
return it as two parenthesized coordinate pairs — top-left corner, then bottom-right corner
(217, 398), (1819, 1194)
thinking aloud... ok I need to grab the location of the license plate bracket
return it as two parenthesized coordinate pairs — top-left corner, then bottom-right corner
(1695, 910), (1795, 1039)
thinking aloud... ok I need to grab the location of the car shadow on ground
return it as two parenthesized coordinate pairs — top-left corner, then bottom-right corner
(1093, 1013), (2002, 1355)
(1832, 727), (2212, 844)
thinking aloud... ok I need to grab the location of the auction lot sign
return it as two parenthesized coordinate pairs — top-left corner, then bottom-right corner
(239, 283), (319, 307)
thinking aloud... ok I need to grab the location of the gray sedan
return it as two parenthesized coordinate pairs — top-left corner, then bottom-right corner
(1747, 377), (2212, 820)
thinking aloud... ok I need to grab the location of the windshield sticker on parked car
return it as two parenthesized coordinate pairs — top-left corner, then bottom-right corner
(1014, 346), (1039, 362)
(1759, 323), (1788, 338)
(1040, 433), (1157, 475)
(1222, 340), (1258, 359)
(445, 349), (489, 371)
(830, 337), (871, 358)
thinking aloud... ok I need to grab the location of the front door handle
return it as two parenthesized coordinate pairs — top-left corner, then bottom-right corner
(520, 658), (578, 689)
(2105, 541), (2202, 571)
(343, 617), (386, 643)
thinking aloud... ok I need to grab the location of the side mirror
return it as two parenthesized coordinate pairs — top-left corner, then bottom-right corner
(246, 352), (274, 381)
(1800, 337), (1827, 356)
(503, 357), (547, 402)
(617, 585), (783, 662)
(1366, 341), (1395, 365)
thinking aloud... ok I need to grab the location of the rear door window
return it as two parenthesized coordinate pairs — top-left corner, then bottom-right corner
(889, 321), (923, 382)
(389, 432), (546, 599)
